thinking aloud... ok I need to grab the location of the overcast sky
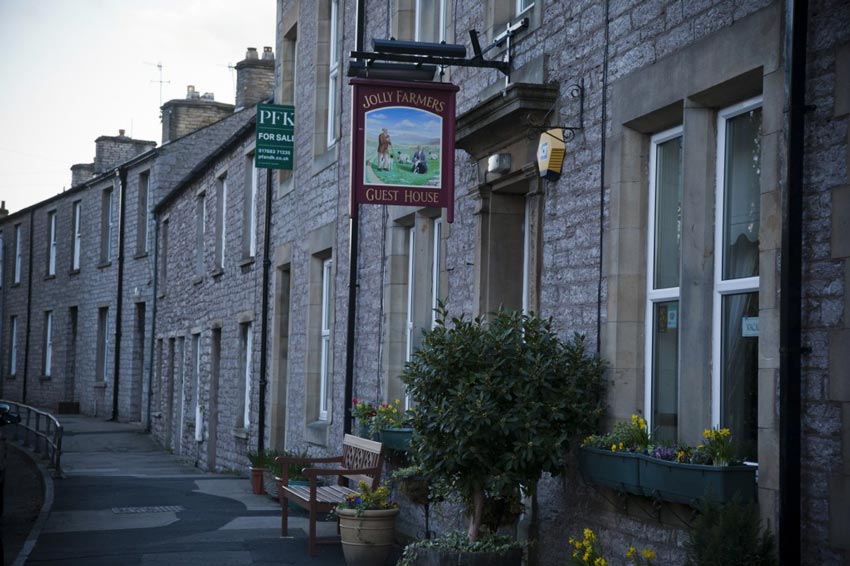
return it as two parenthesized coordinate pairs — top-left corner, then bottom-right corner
(0, 0), (276, 215)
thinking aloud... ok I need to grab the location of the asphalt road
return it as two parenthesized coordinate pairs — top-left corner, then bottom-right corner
(21, 415), (348, 566)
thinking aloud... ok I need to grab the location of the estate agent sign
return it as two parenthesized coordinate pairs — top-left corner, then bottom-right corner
(255, 104), (295, 170)
(349, 78), (458, 222)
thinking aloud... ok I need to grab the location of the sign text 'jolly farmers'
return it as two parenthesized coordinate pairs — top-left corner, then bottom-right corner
(350, 78), (458, 222)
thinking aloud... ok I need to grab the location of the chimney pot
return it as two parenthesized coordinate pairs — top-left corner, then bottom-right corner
(201, 92), (215, 101)
(262, 46), (274, 60)
(119, 129), (126, 136)
(246, 47), (258, 59)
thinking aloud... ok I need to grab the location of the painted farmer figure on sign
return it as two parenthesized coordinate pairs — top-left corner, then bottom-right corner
(412, 146), (428, 174)
(377, 128), (392, 170)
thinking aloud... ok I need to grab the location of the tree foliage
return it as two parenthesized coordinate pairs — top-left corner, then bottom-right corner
(401, 306), (606, 541)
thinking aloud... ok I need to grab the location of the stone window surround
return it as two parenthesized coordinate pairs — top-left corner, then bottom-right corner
(381, 206), (444, 407)
(45, 209), (57, 277)
(42, 310), (54, 378)
(236, 317), (254, 431)
(313, 0), (340, 156)
(213, 171), (228, 275)
(194, 191), (206, 281)
(71, 200), (82, 273)
(277, 7), (298, 196)
(100, 184), (115, 266)
(241, 146), (258, 261)
(8, 315), (18, 377)
(305, 221), (336, 446)
(136, 170), (151, 257)
(601, 3), (782, 520)
(270, 242), (293, 452)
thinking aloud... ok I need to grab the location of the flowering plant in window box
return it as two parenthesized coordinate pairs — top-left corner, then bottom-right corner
(374, 399), (414, 452)
(351, 398), (378, 439)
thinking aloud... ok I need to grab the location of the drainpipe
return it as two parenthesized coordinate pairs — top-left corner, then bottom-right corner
(257, 170), (273, 454)
(111, 169), (127, 421)
(595, 0), (610, 354)
(21, 209), (35, 404)
(343, 0), (367, 436)
(146, 213), (159, 433)
(779, 0), (807, 563)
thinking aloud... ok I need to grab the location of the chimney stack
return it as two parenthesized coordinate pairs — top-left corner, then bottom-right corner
(234, 46), (275, 110)
(0, 200), (8, 219)
(160, 84), (234, 143)
(71, 163), (96, 187)
(94, 132), (156, 173)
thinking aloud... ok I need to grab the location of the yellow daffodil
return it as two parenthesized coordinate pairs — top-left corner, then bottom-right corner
(627, 546), (636, 558)
(641, 548), (656, 560)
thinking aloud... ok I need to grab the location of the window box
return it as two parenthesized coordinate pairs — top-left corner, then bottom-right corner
(379, 427), (413, 452)
(578, 446), (757, 506)
(577, 447), (642, 496)
(638, 457), (756, 505)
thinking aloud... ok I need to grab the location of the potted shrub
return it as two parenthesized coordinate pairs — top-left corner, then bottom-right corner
(247, 450), (268, 495)
(337, 481), (399, 566)
(400, 306), (606, 565)
(265, 450), (310, 503)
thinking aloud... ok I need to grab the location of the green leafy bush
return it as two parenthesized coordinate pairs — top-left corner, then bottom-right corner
(685, 501), (777, 566)
(401, 305), (606, 542)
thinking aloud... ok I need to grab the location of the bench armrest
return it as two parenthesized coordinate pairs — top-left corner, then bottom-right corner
(275, 455), (343, 465)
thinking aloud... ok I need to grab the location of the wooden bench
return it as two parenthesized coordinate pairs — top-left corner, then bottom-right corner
(276, 434), (384, 556)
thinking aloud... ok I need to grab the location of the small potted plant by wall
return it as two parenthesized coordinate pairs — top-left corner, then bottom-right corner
(375, 399), (413, 452)
(399, 306), (606, 566)
(337, 481), (399, 566)
(247, 450), (268, 495)
(352, 398), (379, 440)
(270, 450), (311, 508)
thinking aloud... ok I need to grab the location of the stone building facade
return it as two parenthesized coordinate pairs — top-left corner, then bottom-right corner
(1, 1), (848, 564)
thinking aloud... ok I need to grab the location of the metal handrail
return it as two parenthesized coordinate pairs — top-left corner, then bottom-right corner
(0, 400), (63, 475)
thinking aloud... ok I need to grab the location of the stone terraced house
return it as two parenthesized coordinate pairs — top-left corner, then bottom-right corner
(1, 1), (848, 564)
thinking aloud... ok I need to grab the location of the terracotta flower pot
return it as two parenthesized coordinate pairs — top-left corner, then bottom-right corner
(337, 507), (399, 566)
(250, 466), (265, 495)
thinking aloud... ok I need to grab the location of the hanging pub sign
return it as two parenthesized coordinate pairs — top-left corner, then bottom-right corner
(349, 78), (458, 222)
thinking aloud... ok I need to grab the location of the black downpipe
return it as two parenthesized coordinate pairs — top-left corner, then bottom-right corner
(596, 0), (610, 354)
(146, 214), (159, 433)
(343, 0), (367, 436)
(21, 209), (35, 404)
(111, 170), (127, 421)
(779, 0), (806, 563)
(257, 169), (273, 453)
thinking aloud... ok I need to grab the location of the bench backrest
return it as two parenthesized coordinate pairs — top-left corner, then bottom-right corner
(340, 433), (384, 489)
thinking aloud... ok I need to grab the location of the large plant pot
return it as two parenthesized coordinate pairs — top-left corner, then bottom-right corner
(380, 427), (413, 452)
(250, 466), (265, 495)
(639, 457), (757, 505)
(409, 545), (523, 566)
(577, 447), (643, 496)
(338, 507), (399, 566)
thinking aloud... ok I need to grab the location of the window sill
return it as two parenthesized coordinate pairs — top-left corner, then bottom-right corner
(312, 145), (338, 176)
(39, 375), (52, 381)
(232, 427), (249, 440)
(94, 381), (107, 389)
(5, 375), (16, 380)
(158, 292), (166, 299)
(211, 268), (224, 279)
(192, 275), (204, 286)
(238, 256), (255, 268)
(98, 261), (112, 269)
(11, 283), (21, 288)
(134, 251), (149, 260)
(69, 269), (80, 277)
(306, 420), (330, 446)
(44, 274), (56, 281)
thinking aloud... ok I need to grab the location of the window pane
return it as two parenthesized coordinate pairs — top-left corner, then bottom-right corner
(653, 136), (683, 290)
(721, 292), (759, 462)
(722, 108), (761, 280)
(417, 0), (440, 42)
(651, 300), (679, 443)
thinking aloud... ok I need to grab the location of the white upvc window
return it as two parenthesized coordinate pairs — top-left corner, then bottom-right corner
(10, 316), (18, 375)
(192, 333), (203, 441)
(326, 0), (340, 148)
(712, 97), (762, 463)
(44, 311), (54, 376)
(14, 224), (22, 284)
(47, 211), (57, 276)
(242, 323), (253, 429)
(103, 189), (114, 262)
(319, 258), (333, 420)
(195, 194), (206, 276)
(216, 177), (227, 270)
(643, 126), (683, 443)
(249, 162), (258, 257)
(72, 201), (82, 271)
(516, 0), (534, 15)
(521, 198), (532, 315)
(415, 0), (446, 42)
(430, 218), (442, 329)
(404, 227), (416, 410)
(142, 173), (151, 253)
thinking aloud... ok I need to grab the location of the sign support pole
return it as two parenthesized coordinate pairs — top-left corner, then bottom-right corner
(257, 168), (273, 454)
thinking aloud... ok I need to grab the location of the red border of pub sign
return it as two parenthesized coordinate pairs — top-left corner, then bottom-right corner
(350, 78), (459, 222)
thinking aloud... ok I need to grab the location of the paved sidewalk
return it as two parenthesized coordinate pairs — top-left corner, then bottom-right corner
(21, 415), (348, 566)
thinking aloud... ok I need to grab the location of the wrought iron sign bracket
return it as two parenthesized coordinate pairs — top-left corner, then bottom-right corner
(529, 81), (585, 143)
(348, 18), (529, 80)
